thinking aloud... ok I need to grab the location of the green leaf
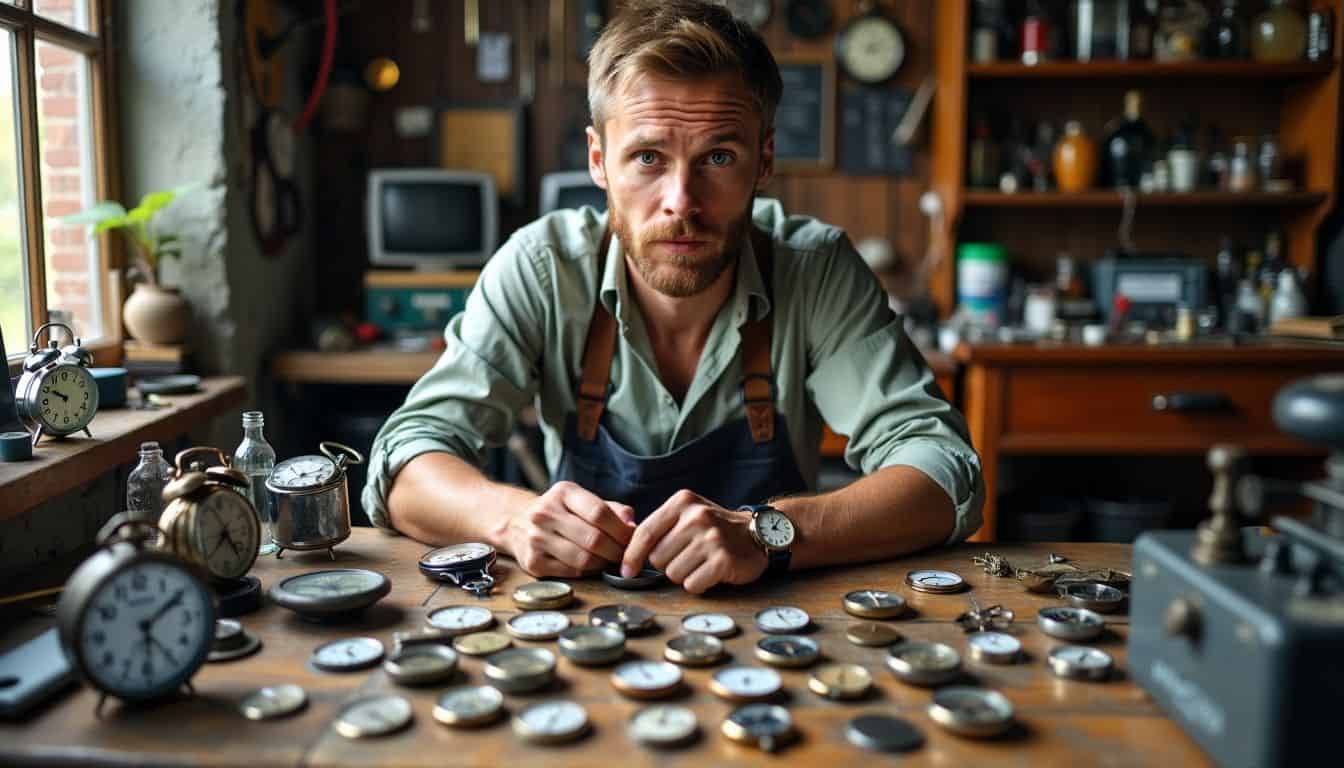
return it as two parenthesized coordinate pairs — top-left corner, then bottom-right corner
(157, 234), (179, 246)
(60, 201), (126, 227)
(156, 248), (182, 261)
(130, 190), (178, 218)
(92, 216), (130, 234)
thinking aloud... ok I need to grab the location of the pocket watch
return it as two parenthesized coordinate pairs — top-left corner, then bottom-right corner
(834, 4), (905, 84)
(426, 604), (495, 636)
(14, 322), (98, 448)
(452, 630), (511, 657)
(207, 618), (262, 662)
(755, 635), (820, 668)
(418, 542), (497, 596)
(268, 568), (391, 622)
(266, 441), (363, 558)
(681, 612), (737, 638)
(628, 704), (699, 749)
(384, 644), (459, 686)
(507, 610), (571, 641)
(664, 632), (724, 666)
(335, 694), (413, 739)
(159, 447), (260, 584)
(905, 569), (966, 594)
(484, 647), (557, 693)
(433, 685), (504, 728)
(808, 662), (873, 700)
(558, 625), (626, 666)
(513, 580), (574, 610)
(846, 621), (902, 647)
(589, 603), (656, 634)
(240, 683), (308, 721)
(966, 631), (1022, 664)
(1047, 645), (1114, 681)
(513, 700), (590, 745)
(843, 589), (907, 619)
(1061, 582), (1126, 613)
(845, 714), (925, 753)
(309, 637), (385, 673)
(886, 641), (962, 686)
(928, 687), (1015, 738)
(1037, 606), (1106, 641)
(710, 665), (782, 703)
(611, 660), (683, 700)
(754, 605), (810, 634)
(721, 703), (795, 752)
(55, 517), (217, 709)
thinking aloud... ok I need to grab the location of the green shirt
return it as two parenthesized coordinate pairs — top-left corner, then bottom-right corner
(361, 199), (985, 543)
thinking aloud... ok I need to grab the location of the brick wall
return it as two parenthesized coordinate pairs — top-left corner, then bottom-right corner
(36, 0), (99, 338)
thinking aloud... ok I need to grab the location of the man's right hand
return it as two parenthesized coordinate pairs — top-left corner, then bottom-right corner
(492, 481), (636, 578)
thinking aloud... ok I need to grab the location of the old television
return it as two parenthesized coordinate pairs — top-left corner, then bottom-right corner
(366, 168), (498, 269)
(540, 170), (607, 214)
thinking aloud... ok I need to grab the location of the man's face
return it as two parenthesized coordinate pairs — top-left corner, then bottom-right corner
(587, 73), (774, 298)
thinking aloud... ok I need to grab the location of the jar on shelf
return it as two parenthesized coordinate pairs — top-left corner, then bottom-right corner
(1053, 121), (1098, 193)
(1228, 137), (1257, 192)
(1257, 135), (1283, 190)
(1251, 0), (1307, 61)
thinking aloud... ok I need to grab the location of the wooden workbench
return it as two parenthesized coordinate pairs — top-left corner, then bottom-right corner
(2, 529), (1209, 766)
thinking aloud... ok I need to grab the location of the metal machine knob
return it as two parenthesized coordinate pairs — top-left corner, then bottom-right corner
(1164, 598), (1201, 641)
(1273, 374), (1344, 452)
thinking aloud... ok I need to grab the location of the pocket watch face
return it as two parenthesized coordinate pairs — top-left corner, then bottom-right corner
(628, 704), (698, 746)
(682, 612), (737, 637)
(422, 542), (494, 569)
(967, 631), (1021, 661)
(270, 455), (336, 489)
(489, 647), (555, 677)
(193, 491), (260, 579)
(843, 589), (907, 618)
(612, 660), (682, 692)
(77, 559), (214, 699)
(808, 662), (873, 699)
(712, 665), (781, 699)
(310, 637), (385, 672)
(755, 635), (819, 666)
(434, 685), (504, 726)
(905, 569), (966, 593)
(426, 604), (495, 634)
(514, 701), (589, 742)
(284, 568), (387, 598)
(36, 364), (96, 432)
(562, 625), (624, 651)
(838, 14), (905, 84)
(754, 605), (810, 633)
(335, 695), (412, 739)
(507, 610), (571, 640)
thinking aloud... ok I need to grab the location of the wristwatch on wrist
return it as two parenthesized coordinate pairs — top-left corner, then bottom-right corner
(742, 504), (796, 576)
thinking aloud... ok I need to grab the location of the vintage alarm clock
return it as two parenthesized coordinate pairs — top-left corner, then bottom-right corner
(834, 2), (905, 85)
(267, 441), (363, 558)
(55, 515), (217, 712)
(14, 321), (99, 448)
(159, 447), (261, 587)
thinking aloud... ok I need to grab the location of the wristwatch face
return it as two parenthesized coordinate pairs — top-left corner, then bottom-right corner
(754, 509), (795, 549)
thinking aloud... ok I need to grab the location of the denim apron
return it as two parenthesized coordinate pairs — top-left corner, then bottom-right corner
(552, 228), (807, 522)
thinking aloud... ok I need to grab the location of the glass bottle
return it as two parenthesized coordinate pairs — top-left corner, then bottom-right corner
(233, 411), (278, 555)
(1021, 0), (1051, 65)
(1251, 0), (1307, 61)
(1103, 90), (1155, 188)
(1130, 0), (1159, 59)
(1207, 0), (1248, 58)
(126, 441), (173, 524)
(968, 113), (1000, 188)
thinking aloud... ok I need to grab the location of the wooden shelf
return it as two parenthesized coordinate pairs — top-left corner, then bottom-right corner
(962, 190), (1330, 208)
(0, 377), (245, 520)
(967, 60), (1336, 80)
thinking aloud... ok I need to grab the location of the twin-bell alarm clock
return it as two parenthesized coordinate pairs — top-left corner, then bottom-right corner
(14, 322), (98, 448)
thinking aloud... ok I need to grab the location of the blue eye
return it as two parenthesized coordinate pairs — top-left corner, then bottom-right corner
(637, 151), (658, 166)
(707, 151), (733, 166)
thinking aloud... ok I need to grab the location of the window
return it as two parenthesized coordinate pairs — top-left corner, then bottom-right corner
(1, 1), (116, 365)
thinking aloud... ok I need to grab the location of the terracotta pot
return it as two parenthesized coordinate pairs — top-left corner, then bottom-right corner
(123, 284), (190, 344)
(1053, 121), (1098, 193)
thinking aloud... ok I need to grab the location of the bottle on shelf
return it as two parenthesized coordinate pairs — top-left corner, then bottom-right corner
(971, 0), (1004, 62)
(1167, 122), (1199, 192)
(1103, 90), (1155, 188)
(1030, 121), (1057, 190)
(1214, 236), (1242, 331)
(1251, 0), (1307, 61)
(1130, 0), (1158, 59)
(1269, 268), (1309, 326)
(968, 113), (1001, 188)
(1203, 124), (1229, 189)
(1021, 0), (1052, 65)
(1206, 0), (1248, 59)
(233, 410), (278, 556)
(1154, 0), (1211, 61)
(1053, 120), (1099, 192)
(1236, 275), (1265, 333)
(126, 441), (173, 524)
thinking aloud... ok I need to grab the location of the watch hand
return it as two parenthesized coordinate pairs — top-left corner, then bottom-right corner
(143, 589), (185, 629)
(148, 634), (179, 666)
(53, 390), (69, 402)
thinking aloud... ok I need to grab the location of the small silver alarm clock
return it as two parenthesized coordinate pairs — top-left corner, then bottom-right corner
(266, 441), (363, 558)
(14, 322), (98, 447)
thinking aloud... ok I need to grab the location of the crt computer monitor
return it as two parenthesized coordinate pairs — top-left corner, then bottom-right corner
(540, 171), (607, 215)
(366, 169), (498, 269)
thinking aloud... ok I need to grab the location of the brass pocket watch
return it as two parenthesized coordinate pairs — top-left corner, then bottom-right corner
(159, 447), (260, 584)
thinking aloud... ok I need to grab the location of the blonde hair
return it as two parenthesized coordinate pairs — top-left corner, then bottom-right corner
(587, 0), (782, 143)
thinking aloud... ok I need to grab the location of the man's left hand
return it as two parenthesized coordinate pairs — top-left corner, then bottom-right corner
(620, 490), (767, 594)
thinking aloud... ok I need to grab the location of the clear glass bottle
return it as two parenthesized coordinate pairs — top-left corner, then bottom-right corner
(233, 411), (278, 555)
(126, 441), (173, 524)
(1251, 0), (1307, 61)
(1207, 0), (1248, 58)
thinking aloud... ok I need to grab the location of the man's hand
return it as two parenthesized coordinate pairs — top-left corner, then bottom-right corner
(495, 481), (636, 578)
(621, 490), (767, 594)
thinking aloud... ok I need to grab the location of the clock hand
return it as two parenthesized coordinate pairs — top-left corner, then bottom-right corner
(53, 390), (69, 402)
(147, 634), (179, 666)
(142, 589), (185, 630)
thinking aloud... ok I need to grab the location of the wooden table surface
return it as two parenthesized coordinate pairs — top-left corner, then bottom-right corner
(1, 529), (1211, 767)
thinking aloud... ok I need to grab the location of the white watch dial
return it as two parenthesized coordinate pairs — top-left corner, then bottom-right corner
(423, 543), (493, 567)
(427, 605), (493, 632)
(507, 611), (570, 639)
(841, 16), (905, 83)
(614, 660), (682, 690)
(969, 632), (1021, 655)
(270, 455), (336, 489)
(37, 364), (96, 432)
(193, 492), (259, 578)
(714, 666), (782, 697)
(754, 605), (810, 633)
(682, 612), (737, 637)
(755, 510), (795, 548)
(628, 705), (698, 744)
(518, 701), (587, 734)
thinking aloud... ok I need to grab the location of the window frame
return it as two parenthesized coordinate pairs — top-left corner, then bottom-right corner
(2, 0), (122, 377)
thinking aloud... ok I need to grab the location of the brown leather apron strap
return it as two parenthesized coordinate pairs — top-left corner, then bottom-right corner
(740, 227), (775, 444)
(576, 229), (616, 441)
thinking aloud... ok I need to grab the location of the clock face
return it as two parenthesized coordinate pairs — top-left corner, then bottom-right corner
(36, 364), (97, 433)
(754, 605), (810, 633)
(192, 490), (260, 579)
(269, 455), (336, 489)
(283, 569), (387, 600)
(422, 542), (494, 569)
(517, 701), (588, 736)
(714, 666), (781, 697)
(838, 15), (905, 84)
(77, 560), (214, 700)
(755, 510), (795, 548)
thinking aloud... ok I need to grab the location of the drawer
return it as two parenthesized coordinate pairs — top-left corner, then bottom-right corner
(1000, 365), (1328, 453)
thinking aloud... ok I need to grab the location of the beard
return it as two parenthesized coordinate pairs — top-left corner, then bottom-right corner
(608, 194), (754, 298)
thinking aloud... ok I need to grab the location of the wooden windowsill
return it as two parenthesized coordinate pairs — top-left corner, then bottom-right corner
(0, 376), (245, 520)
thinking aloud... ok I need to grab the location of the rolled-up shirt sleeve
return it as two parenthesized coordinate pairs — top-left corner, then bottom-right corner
(361, 234), (551, 532)
(802, 235), (985, 544)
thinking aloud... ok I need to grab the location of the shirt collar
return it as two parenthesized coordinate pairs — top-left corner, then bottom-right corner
(599, 227), (773, 329)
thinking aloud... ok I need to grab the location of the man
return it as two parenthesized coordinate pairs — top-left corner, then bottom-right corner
(362, 0), (983, 594)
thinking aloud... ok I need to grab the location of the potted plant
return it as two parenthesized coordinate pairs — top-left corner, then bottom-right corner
(63, 185), (197, 345)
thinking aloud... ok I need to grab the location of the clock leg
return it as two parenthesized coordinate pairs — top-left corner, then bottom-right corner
(94, 693), (109, 719)
(83, 426), (93, 438)
(30, 426), (42, 448)
(276, 545), (285, 559)
(327, 547), (336, 561)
